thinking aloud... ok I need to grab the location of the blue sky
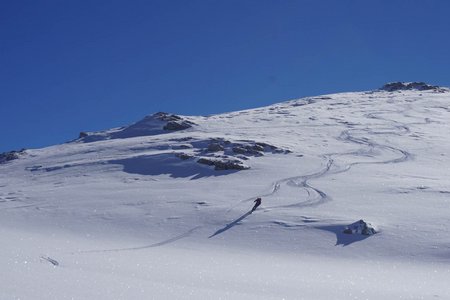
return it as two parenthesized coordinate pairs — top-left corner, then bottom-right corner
(1, 0), (450, 152)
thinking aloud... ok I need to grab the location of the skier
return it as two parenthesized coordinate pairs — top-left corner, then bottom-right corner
(251, 197), (262, 212)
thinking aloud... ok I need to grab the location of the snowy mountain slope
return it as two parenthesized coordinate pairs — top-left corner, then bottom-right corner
(1, 83), (450, 299)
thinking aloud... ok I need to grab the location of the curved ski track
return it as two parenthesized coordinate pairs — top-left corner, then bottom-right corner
(254, 106), (421, 212)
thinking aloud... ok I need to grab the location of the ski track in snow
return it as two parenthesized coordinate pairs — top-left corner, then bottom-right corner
(216, 104), (419, 238)
(228, 103), (418, 217)
(74, 226), (201, 254)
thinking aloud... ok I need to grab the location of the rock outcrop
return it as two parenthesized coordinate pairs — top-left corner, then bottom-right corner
(0, 149), (26, 164)
(380, 82), (445, 92)
(174, 138), (292, 172)
(78, 112), (196, 142)
(197, 157), (249, 170)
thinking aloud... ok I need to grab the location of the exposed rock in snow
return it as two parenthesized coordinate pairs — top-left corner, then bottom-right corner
(232, 146), (263, 157)
(207, 142), (224, 152)
(343, 220), (376, 236)
(78, 112), (195, 142)
(0, 149), (26, 164)
(380, 82), (446, 92)
(172, 138), (291, 171)
(197, 157), (249, 170)
(175, 153), (194, 160)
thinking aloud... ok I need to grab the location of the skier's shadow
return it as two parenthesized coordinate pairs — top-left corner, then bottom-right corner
(209, 211), (253, 238)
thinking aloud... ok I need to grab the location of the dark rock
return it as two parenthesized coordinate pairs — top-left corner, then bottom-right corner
(232, 145), (263, 157)
(175, 153), (194, 160)
(197, 158), (215, 166)
(343, 219), (376, 236)
(207, 143), (224, 152)
(213, 159), (249, 170)
(232, 146), (247, 155)
(163, 120), (193, 131)
(172, 144), (192, 150)
(381, 82), (444, 92)
(79, 132), (88, 138)
(0, 149), (26, 164)
(154, 112), (182, 122)
(170, 137), (193, 142)
(197, 157), (249, 170)
(155, 112), (196, 131)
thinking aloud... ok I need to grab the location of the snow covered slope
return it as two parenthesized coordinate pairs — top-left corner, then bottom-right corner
(1, 82), (450, 299)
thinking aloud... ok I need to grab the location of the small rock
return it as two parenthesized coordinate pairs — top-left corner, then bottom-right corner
(232, 146), (247, 154)
(213, 159), (249, 170)
(197, 157), (249, 170)
(176, 153), (194, 160)
(197, 158), (215, 166)
(207, 143), (224, 152)
(172, 144), (192, 150)
(232, 145), (263, 157)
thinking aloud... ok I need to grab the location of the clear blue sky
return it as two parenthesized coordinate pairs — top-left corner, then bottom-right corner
(1, 0), (450, 152)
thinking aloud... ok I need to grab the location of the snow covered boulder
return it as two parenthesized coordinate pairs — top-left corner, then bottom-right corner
(343, 220), (376, 236)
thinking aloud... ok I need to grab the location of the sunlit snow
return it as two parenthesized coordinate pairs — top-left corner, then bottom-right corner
(1, 84), (450, 299)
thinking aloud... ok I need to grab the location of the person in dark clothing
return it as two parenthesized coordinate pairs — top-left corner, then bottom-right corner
(251, 197), (262, 212)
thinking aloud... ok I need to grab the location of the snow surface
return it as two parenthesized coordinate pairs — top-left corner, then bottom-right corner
(1, 87), (450, 299)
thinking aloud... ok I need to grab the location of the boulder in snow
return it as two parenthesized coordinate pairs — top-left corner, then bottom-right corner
(343, 220), (376, 236)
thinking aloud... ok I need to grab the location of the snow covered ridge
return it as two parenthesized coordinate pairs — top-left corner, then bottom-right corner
(71, 110), (293, 172)
(3, 82), (450, 299)
(77, 112), (196, 142)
